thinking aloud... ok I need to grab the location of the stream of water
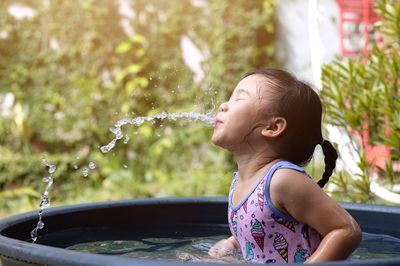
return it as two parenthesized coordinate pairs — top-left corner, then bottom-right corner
(99, 112), (214, 153)
(30, 155), (55, 242)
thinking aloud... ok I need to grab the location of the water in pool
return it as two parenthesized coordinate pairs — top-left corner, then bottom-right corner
(60, 228), (400, 263)
(68, 232), (243, 263)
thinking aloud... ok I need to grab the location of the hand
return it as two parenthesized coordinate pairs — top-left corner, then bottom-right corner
(208, 236), (239, 258)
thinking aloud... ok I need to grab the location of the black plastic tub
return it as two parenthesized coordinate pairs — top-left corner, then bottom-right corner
(0, 197), (399, 266)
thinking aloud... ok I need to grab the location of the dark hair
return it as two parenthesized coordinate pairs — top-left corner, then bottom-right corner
(244, 68), (338, 188)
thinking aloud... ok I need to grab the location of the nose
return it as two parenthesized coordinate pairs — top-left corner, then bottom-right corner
(218, 102), (228, 112)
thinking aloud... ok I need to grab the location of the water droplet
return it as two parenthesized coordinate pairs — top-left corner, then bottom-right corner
(88, 162), (96, 170)
(31, 228), (38, 242)
(82, 168), (89, 177)
(48, 164), (56, 174)
(123, 164), (128, 169)
(40, 197), (49, 207)
(100, 139), (117, 153)
(115, 131), (123, 140)
(37, 221), (44, 229)
(74, 165), (78, 169)
(123, 135), (130, 144)
(134, 117), (145, 125)
(42, 176), (52, 183)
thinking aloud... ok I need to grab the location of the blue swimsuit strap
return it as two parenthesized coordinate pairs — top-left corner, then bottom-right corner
(264, 161), (306, 222)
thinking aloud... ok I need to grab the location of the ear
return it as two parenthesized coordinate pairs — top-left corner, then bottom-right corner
(261, 117), (287, 138)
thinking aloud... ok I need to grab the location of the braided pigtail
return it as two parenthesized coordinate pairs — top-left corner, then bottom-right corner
(317, 140), (338, 188)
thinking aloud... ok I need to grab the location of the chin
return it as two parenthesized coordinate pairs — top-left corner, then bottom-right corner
(211, 135), (220, 146)
(211, 137), (230, 151)
(211, 134), (224, 147)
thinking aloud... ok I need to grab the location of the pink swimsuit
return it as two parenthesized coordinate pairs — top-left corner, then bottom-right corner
(228, 161), (321, 264)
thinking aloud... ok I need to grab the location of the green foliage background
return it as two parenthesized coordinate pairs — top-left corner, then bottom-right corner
(1, 0), (398, 219)
(0, 0), (277, 217)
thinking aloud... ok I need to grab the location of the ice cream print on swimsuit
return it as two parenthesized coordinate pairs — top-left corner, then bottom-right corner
(228, 161), (321, 264)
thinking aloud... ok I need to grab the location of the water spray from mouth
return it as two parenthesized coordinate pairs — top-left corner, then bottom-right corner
(99, 112), (215, 153)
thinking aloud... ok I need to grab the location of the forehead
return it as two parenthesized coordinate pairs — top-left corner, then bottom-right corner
(234, 74), (270, 95)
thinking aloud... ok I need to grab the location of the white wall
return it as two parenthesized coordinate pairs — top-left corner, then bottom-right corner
(276, 0), (341, 85)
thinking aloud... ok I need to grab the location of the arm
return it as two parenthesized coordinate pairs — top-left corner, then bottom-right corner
(208, 235), (239, 257)
(270, 169), (362, 263)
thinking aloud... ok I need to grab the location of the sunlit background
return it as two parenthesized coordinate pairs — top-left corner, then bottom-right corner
(0, 0), (399, 218)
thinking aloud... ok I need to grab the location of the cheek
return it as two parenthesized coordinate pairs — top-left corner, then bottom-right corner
(225, 120), (253, 143)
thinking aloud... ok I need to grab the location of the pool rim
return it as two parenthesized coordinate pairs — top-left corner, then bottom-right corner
(0, 197), (399, 266)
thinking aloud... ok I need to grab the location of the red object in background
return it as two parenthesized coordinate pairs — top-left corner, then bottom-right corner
(356, 120), (400, 174)
(360, 121), (391, 172)
(336, 0), (380, 55)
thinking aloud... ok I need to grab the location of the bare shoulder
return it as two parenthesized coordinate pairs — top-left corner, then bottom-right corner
(268, 168), (319, 216)
(270, 168), (319, 197)
(270, 167), (328, 204)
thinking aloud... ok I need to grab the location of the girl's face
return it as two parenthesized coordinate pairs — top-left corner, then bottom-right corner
(212, 74), (270, 151)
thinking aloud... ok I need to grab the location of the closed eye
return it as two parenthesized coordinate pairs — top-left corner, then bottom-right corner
(230, 88), (250, 102)
(235, 92), (248, 101)
(236, 89), (249, 97)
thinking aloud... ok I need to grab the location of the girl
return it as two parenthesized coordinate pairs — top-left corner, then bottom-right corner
(208, 68), (361, 264)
